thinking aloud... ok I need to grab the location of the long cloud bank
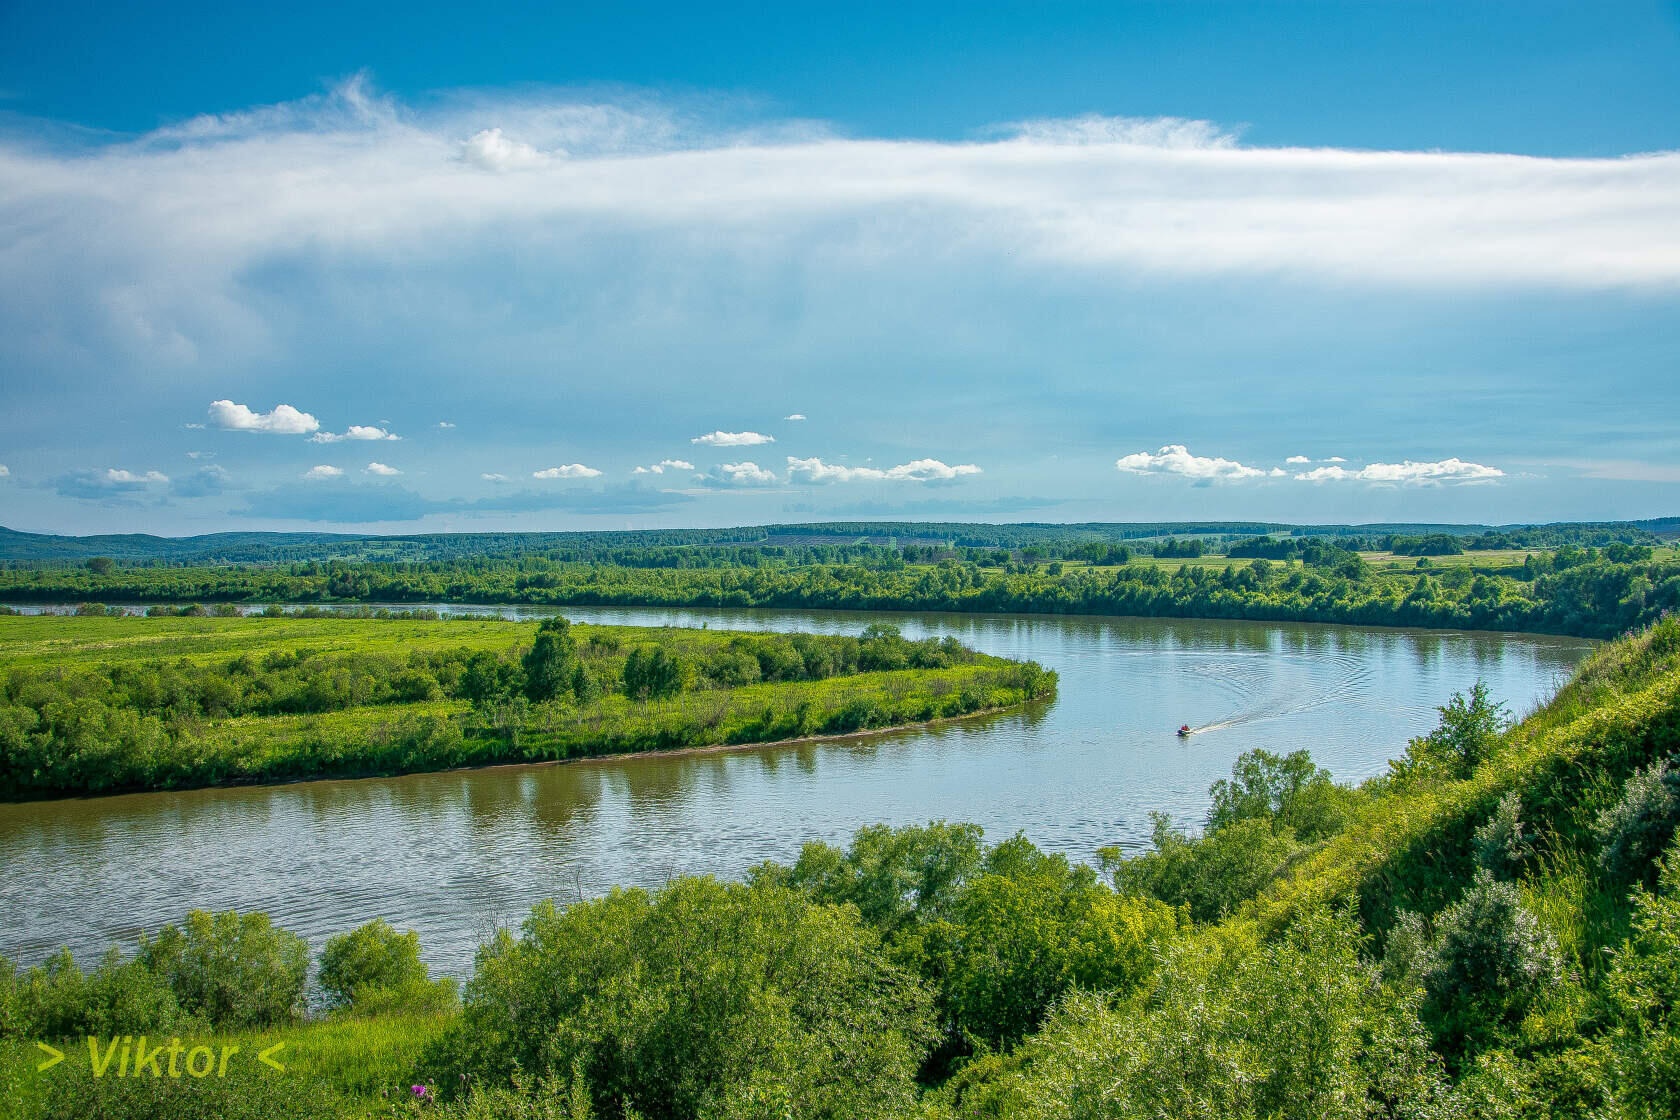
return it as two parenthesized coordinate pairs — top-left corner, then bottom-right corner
(3, 79), (1677, 322)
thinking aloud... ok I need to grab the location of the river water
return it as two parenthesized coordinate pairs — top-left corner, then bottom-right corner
(0, 606), (1593, 975)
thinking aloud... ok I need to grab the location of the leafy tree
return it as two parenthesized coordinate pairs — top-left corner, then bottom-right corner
(621, 645), (682, 700)
(522, 616), (578, 703)
(1107, 812), (1299, 922)
(425, 876), (935, 1120)
(1402, 682), (1509, 778)
(1207, 747), (1350, 842)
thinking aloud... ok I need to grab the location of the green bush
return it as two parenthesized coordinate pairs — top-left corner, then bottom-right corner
(136, 911), (309, 1030)
(1605, 845), (1680, 1120)
(1206, 747), (1352, 842)
(316, 919), (455, 1017)
(1108, 812), (1299, 922)
(1594, 757), (1680, 884)
(425, 876), (935, 1120)
(1472, 791), (1533, 879)
(0, 947), (188, 1040)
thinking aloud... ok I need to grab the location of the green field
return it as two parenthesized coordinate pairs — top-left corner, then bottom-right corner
(0, 615), (1055, 800)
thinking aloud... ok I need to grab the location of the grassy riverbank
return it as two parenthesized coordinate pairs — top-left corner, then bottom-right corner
(0, 615), (1054, 800)
(5, 617), (1680, 1117)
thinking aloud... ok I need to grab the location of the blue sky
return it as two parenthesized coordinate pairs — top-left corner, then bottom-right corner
(1, 1), (1677, 534)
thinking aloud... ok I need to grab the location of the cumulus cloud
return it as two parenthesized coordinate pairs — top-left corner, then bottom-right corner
(1327, 456), (1347, 463)
(364, 461), (401, 476)
(631, 459), (695, 474)
(533, 464), (603, 479)
(785, 456), (982, 483)
(1285, 455), (1311, 464)
(208, 399), (319, 434)
(1294, 458), (1504, 485)
(303, 464), (344, 480)
(310, 425), (400, 443)
(460, 127), (547, 172)
(692, 431), (775, 447)
(784, 413), (807, 421)
(708, 461), (779, 486)
(1115, 445), (1267, 481)
(53, 467), (170, 500)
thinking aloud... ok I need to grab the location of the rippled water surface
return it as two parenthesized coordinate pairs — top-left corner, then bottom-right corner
(0, 607), (1593, 974)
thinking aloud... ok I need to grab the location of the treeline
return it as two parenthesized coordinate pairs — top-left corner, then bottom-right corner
(10, 618), (1680, 1118)
(5, 547), (1677, 639)
(0, 618), (1055, 799)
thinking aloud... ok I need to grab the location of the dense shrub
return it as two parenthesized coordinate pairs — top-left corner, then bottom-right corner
(1206, 747), (1352, 842)
(1108, 812), (1300, 922)
(1472, 790), (1533, 879)
(1605, 845), (1680, 1119)
(317, 919), (456, 1017)
(425, 876), (936, 1120)
(1594, 756), (1680, 884)
(136, 911), (309, 1030)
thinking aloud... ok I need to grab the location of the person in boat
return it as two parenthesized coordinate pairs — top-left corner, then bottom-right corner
(1177, 724), (1191, 737)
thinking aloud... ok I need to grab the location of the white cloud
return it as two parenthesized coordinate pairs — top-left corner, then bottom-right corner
(209, 399), (319, 434)
(1294, 458), (1504, 485)
(692, 431), (775, 447)
(533, 464), (603, 479)
(0, 464), (8, 478)
(185, 450), (214, 460)
(4, 84), (1670, 304)
(437, 421), (456, 429)
(784, 413), (807, 421)
(1115, 445), (1267, 481)
(364, 461), (401, 476)
(310, 425), (400, 443)
(631, 459), (695, 474)
(303, 464), (343, 480)
(785, 456), (983, 483)
(481, 472), (508, 482)
(1327, 456), (1347, 463)
(460, 127), (546, 172)
(103, 468), (169, 484)
(713, 461), (779, 486)
(1285, 455), (1311, 464)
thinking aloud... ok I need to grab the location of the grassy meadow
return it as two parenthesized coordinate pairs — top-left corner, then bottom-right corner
(0, 614), (1055, 800)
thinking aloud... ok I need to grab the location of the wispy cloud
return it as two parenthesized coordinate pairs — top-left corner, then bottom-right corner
(437, 421), (456, 429)
(208, 399), (319, 434)
(311, 425), (401, 443)
(784, 413), (807, 421)
(1115, 445), (1268, 481)
(631, 459), (695, 474)
(303, 464), (344, 480)
(481, 472), (508, 482)
(785, 456), (982, 483)
(532, 464), (603, 479)
(171, 464), (231, 497)
(1294, 458), (1504, 485)
(692, 431), (775, 447)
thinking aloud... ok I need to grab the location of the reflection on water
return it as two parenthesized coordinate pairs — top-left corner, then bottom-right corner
(0, 607), (1592, 975)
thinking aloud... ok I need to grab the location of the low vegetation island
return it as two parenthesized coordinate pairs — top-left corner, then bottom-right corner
(0, 613), (1054, 801)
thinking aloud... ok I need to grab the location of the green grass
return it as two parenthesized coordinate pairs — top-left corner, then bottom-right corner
(0, 615), (1055, 799)
(0, 1012), (448, 1119)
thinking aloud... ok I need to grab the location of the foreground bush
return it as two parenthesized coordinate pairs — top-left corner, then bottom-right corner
(316, 919), (456, 1018)
(136, 911), (310, 1030)
(425, 876), (936, 1120)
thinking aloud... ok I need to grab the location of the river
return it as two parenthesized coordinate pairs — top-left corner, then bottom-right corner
(0, 606), (1593, 975)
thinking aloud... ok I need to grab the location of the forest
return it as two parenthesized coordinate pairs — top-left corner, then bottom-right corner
(0, 615), (1053, 799)
(4, 614), (1680, 1118)
(2, 535), (1676, 640)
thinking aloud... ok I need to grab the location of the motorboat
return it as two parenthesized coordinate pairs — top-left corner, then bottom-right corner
(1177, 724), (1191, 738)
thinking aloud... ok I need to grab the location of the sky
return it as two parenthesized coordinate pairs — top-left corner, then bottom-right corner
(1, 1), (1677, 536)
